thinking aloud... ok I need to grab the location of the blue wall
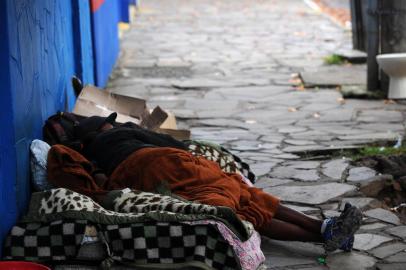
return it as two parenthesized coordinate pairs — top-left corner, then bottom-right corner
(0, 0), (128, 254)
(0, 0), (18, 257)
(91, 0), (120, 87)
(0, 0), (95, 254)
(72, 0), (95, 85)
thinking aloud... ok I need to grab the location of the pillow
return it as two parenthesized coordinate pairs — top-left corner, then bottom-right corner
(30, 139), (54, 191)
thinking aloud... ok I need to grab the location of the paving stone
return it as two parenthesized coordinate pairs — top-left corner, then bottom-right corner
(197, 118), (253, 129)
(364, 208), (401, 225)
(385, 226), (406, 239)
(358, 123), (405, 132)
(360, 222), (390, 231)
(273, 153), (301, 160)
(385, 252), (406, 263)
(338, 132), (400, 141)
(250, 162), (278, 176)
(376, 263), (406, 270)
(262, 239), (324, 267)
(353, 233), (393, 251)
(370, 243), (406, 259)
(284, 161), (320, 169)
(323, 210), (341, 217)
(347, 167), (376, 182)
(266, 183), (357, 205)
(322, 159), (348, 180)
(255, 177), (293, 188)
(326, 252), (376, 270)
(270, 167), (320, 181)
(357, 110), (404, 123)
(293, 267), (328, 270)
(278, 126), (308, 133)
(283, 204), (320, 214)
(340, 197), (381, 211)
(283, 144), (360, 154)
(300, 65), (366, 87)
(319, 203), (339, 211)
(336, 49), (367, 63)
(284, 139), (317, 146)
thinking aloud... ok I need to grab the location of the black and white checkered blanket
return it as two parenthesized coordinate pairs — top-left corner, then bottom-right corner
(3, 188), (254, 269)
(3, 220), (239, 269)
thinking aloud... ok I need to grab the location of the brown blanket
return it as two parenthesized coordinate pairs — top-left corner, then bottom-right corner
(48, 145), (280, 231)
(47, 145), (108, 202)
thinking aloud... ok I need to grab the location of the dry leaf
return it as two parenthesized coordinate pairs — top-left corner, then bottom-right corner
(337, 97), (345, 104)
(295, 85), (305, 91)
(288, 107), (297, 112)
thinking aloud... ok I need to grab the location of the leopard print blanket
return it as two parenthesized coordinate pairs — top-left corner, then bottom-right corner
(24, 188), (250, 241)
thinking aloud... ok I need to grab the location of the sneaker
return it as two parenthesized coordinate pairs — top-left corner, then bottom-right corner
(340, 235), (354, 252)
(322, 203), (362, 252)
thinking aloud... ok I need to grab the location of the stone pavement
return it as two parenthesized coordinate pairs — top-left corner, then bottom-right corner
(107, 0), (406, 269)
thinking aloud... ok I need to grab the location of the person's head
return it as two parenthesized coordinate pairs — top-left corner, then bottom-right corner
(75, 112), (117, 142)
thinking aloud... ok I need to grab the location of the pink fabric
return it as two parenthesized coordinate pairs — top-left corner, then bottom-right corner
(183, 220), (265, 270)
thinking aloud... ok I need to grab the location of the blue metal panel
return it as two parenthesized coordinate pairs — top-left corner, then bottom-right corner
(0, 0), (18, 256)
(72, 0), (95, 85)
(0, 0), (80, 255)
(91, 0), (120, 87)
(119, 0), (131, 23)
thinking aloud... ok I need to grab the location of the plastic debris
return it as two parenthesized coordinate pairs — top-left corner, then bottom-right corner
(393, 135), (403, 149)
(317, 256), (326, 265)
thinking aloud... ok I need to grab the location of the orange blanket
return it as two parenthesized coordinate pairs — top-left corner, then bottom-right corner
(108, 147), (280, 231)
(48, 145), (280, 231)
(47, 145), (108, 202)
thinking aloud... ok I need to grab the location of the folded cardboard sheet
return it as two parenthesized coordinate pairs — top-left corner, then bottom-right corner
(73, 86), (190, 140)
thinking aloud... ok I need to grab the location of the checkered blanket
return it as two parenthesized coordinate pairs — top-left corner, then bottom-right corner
(3, 188), (260, 269)
(3, 220), (87, 261)
(3, 220), (239, 269)
(103, 221), (238, 269)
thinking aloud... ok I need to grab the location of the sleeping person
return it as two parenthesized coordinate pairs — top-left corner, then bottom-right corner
(47, 112), (362, 253)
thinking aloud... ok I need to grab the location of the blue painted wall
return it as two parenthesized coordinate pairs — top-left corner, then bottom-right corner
(119, 0), (132, 23)
(72, 0), (95, 85)
(0, 0), (128, 254)
(0, 0), (18, 256)
(91, 0), (120, 87)
(0, 0), (94, 254)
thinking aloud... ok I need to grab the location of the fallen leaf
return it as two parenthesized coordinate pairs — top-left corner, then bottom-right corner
(337, 97), (346, 104)
(295, 85), (305, 91)
(384, 99), (396, 104)
(288, 107), (297, 112)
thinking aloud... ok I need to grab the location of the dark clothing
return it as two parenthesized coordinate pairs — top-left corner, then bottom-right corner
(75, 112), (118, 140)
(83, 122), (187, 175)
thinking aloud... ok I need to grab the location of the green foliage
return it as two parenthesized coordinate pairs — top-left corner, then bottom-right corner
(324, 54), (345, 65)
(347, 145), (406, 160)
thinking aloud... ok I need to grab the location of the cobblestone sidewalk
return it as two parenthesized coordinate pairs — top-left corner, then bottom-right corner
(108, 0), (406, 269)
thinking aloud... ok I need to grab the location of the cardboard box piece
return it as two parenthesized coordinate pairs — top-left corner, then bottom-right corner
(73, 86), (190, 140)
